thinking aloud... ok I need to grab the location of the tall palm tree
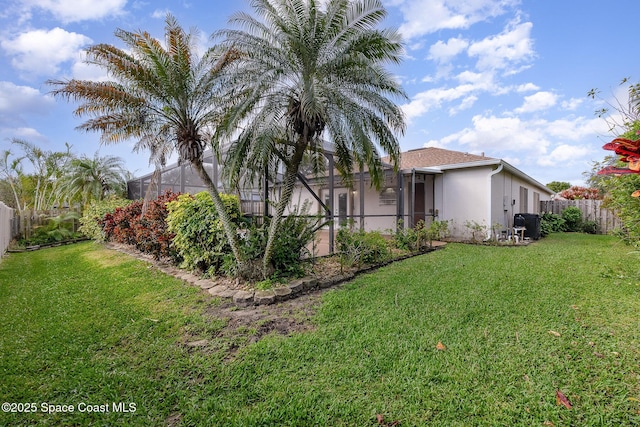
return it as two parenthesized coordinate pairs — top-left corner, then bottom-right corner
(216, 0), (407, 277)
(56, 152), (128, 206)
(48, 14), (245, 265)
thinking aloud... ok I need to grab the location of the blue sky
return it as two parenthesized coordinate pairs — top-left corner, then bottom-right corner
(0, 0), (638, 186)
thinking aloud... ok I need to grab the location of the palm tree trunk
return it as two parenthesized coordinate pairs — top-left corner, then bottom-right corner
(262, 141), (307, 278)
(190, 157), (245, 268)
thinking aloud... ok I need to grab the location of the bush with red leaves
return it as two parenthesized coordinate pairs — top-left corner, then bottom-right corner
(133, 191), (180, 259)
(100, 190), (181, 260)
(102, 201), (143, 245)
(558, 186), (601, 200)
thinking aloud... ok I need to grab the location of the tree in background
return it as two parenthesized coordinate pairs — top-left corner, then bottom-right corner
(216, 0), (407, 277)
(546, 181), (570, 193)
(0, 149), (24, 213)
(56, 152), (128, 207)
(0, 139), (73, 212)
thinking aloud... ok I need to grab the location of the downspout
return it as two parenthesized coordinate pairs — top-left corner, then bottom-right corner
(488, 163), (504, 240)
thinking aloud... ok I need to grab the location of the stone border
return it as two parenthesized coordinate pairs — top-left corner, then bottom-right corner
(105, 242), (445, 307)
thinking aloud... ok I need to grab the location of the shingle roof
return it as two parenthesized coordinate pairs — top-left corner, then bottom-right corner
(383, 147), (494, 170)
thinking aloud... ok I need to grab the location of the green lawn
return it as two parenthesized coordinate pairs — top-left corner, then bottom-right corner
(1, 234), (639, 426)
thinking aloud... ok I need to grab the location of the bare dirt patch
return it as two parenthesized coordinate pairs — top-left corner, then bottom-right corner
(206, 291), (326, 360)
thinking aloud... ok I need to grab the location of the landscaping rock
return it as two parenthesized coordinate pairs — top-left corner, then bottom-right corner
(302, 277), (318, 290)
(195, 279), (215, 290)
(288, 279), (305, 294)
(218, 288), (237, 299)
(273, 287), (292, 301)
(254, 289), (276, 305)
(179, 273), (199, 283)
(233, 291), (254, 307)
(208, 285), (229, 297)
(318, 278), (334, 289)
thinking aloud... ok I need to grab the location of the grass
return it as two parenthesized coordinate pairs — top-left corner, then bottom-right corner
(1, 234), (640, 426)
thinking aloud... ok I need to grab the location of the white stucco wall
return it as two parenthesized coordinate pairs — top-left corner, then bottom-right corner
(439, 166), (491, 239)
(491, 169), (553, 232)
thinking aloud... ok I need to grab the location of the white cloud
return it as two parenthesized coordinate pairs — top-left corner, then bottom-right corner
(561, 98), (583, 111)
(516, 83), (539, 92)
(21, 0), (127, 23)
(453, 115), (550, 154)
(402, 84), (477, 121)
(0, 81), (54, 117)
(1, 27), (92, 76)
(428, 37), (469, 63)
(1, 127), (47, 141)
(424, 113), (610, 169)
(0, 82), (54, 143)
(393, 0), (518, 40)
(455, 70), (495, 89)
(467, 20), (534, 72)
(71, 61), (110, 81)
(449, 95), (478, 115)
(514, 91), (558, 114)
(537, 144), (592, 167)
(152, 8), (171, 19)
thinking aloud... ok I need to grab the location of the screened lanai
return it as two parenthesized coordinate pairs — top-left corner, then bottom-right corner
(126, 149), (437, 254)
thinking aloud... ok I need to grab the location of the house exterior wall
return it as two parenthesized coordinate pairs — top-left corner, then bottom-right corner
(490, 169), (553, 233)
(439, 166), (491, 239)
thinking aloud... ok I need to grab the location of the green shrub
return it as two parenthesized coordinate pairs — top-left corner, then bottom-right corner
(166, 192), (242, 275)
(581, 220), (598, 234)
(540, 212), (566, 236)
(21, 212), (82, 246)
(427, 220), (450, 243)
(392, 219), (448, 251)
(562, 206), (583, 232)
(464, 220), (488, 242)
(337, 226), (391, 268)
(391, 220), (418, 251)
(79, 196), (132, 241)
(238, 201), (322, 278)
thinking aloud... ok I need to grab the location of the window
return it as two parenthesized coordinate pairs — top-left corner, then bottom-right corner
(533, 192), (540, 213)
(519, 186), (528, 213)
(379, 187), (396, 205)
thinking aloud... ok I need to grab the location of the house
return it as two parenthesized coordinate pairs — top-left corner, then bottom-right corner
(288, 147), (554, 241)
(127, 146), (554, 245)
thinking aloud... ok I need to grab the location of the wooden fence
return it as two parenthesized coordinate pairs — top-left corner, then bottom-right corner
(540, 199), (621, 234)
(0, 202), (15, 256)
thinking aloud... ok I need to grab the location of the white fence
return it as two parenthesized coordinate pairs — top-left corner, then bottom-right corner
(540, 199), (621, 234)
(0, 202), (15, 257)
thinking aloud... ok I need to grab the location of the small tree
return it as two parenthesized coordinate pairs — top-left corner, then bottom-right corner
(546, 181), (571, 193)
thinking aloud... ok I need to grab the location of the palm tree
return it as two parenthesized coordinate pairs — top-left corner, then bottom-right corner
(216, 0), (407, 277)
(48, 14), (245, 266)
(56, 152), (128, 206)
(10, 139), (72, 210)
